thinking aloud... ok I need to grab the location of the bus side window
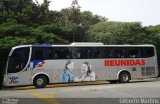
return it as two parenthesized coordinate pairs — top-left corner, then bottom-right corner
(105, 48), (112, 58)
(114, 48), (125, 58)
(53, 53), (58, 59)
(92, 48), (105, 58)
(127, 48), (139, 58)
(32, 47), (53, 60)
(63, 48), (71, 59)
(53, 47), (71, 59)
(83, 48), (92, 59)
(32, 48), (43, 60)
(72, 48), (81, 59)
(73, 47), (92, 59)
(43, 48), (52, 59)
(144, 47), (154, 58)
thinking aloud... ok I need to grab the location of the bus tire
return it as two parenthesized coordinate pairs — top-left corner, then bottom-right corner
(34, 75), (48, 88)
(119, 71), (130, 83)
(108, 80), (118, 84)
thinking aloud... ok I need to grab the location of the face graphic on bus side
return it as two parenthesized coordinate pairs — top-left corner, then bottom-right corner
(66, 61), (74, 71)
(81, 64), (88, 73)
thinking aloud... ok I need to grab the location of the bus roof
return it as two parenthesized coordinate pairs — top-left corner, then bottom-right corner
(70, 42), (104, 45)
(11, 43), (155, 49)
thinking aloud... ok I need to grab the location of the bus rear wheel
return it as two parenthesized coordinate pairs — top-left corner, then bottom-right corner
(119, 72), (130, 83)
(34, 75), (47, 88)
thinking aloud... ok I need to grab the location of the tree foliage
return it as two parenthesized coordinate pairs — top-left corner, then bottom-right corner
(0, 0), (159, 73)
(144, 25), (160, 64)
(86, 21), (145, 44)
(57, 0), (107, 42)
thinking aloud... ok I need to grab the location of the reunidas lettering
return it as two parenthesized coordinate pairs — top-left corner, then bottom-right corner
(104, 59), (145, 66)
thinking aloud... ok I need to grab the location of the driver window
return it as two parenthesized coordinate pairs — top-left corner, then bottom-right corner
(8, 47), (29, 73)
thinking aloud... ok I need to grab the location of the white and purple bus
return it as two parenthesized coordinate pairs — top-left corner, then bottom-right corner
(3, 43), (159, 88)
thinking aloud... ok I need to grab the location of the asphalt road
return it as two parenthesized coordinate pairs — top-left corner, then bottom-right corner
(0, 78), (160, 104)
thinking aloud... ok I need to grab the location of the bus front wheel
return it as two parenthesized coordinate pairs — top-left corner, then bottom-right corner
(119, 72), (130, 83)
(34, 75), (48, 88)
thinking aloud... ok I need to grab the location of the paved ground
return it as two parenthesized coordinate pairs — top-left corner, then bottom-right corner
(0, 78), (160, 104)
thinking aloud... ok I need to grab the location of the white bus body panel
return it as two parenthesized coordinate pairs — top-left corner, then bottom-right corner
(14, 57), (157, 85)
(4, 58), (158, 86)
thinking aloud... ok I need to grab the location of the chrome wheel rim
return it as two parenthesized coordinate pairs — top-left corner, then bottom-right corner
(122, 74), (128, 81)
(37, 78), (43, 85)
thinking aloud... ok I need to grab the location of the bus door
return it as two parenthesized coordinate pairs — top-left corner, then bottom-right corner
(5, 47), (32, 86)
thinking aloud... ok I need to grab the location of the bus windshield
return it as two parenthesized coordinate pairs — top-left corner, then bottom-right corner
(7, 47), (30, 73)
